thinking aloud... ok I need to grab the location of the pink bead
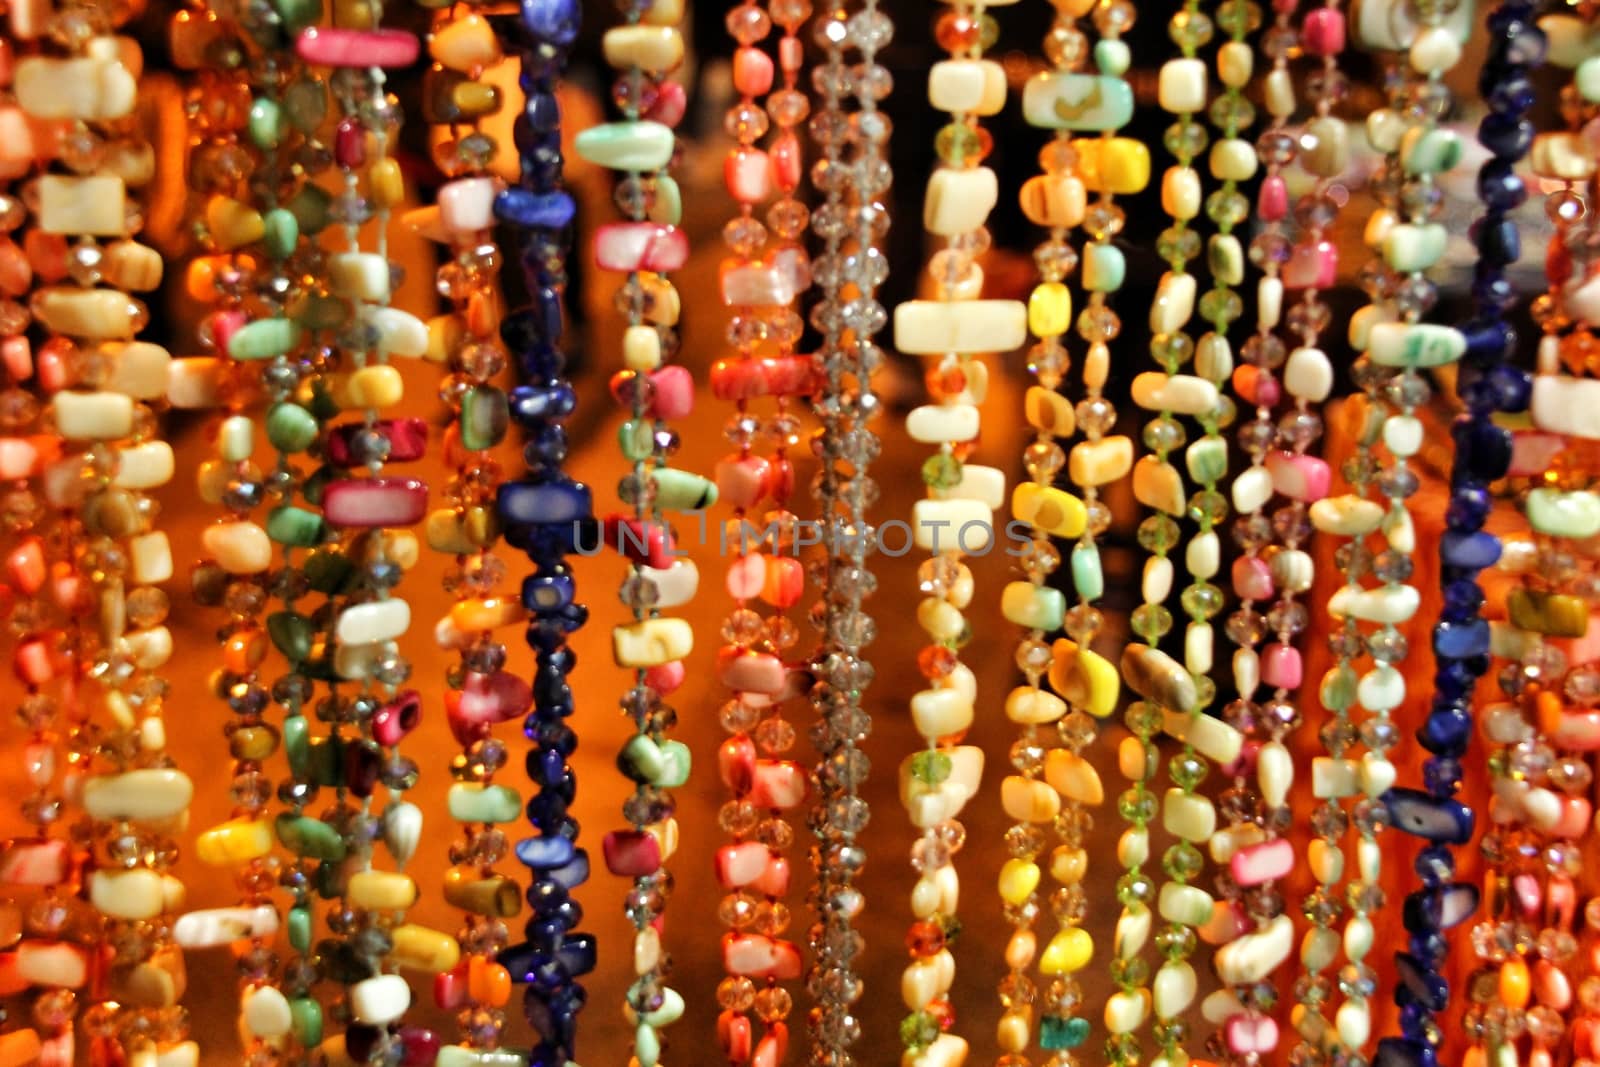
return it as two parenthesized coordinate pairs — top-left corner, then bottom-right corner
(1224, 1014), (1279, 1055)
(715, 455), (772, 511)
(717, 646), (787, 696)
(210, 309), (247, 358)
(1512, 872), (1542, 915)
(1260, 642), (1302, 689)
(327, 418), (429, 466)
(748, 759), (808, 810)
(732, 46), (774, 96)
(719, 734), (756, 793)
(1283, 239), (1338, 290)
(726, 552), (766, 601)
(753, 854), (790, 897)
(1265, 451), (1330, 502)
(594, 222), (688, 274)
(434, 964), (469, 1011)
(644, 80), (687, 127)
(1256, 175), (1288, 223)
(1511, 431), (1570, 477)
(769, 131), (802, 193)
(721, 246), (810, 307)
(295, 27), (421, 68)
(5, 538), (44, 595)
(1, 336), (29, 381)
(334, 119), (366, 169)
(1535, 959), (1573, 1011)
(724, 147), (772, 205)
(13, 638), (50, 686)
(322, 477), (428, 527)
(371, 690), (421, 747)
(644, 660), (684, 695)
(601, 830), (661, 877)
(1302, 8), (1346, 56)
(1230, 838), (1294, 887)
(0, 838), (68, 886)
(778, 36), (802, 74)
(714, 841), (770, 888)
(1555, 795), (1592, 840)
(1231, 556), (1275, 601)
(1219, 739), (1260, 779)
(718, 1010), (753, 1062)
(610, 365), (695, 421)
(1231, 365), (1279, 409)
(34, 345), (72, 393)
(600, 515), (676, 569)
(710, 355), (820, 402)
(1548, 875), (1577, 928)
(721, 933), (802, 980)
(0, 437), (34, 480)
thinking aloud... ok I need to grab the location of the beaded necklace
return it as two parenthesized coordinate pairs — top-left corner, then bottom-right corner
(25, 6), (192, 1058)
(491, 0), (596, 1061)
(583, 1), (694, 1062)
(416, 2), (525, 1058)
(892, 0), (1025, 1057)
(713, 0), (813, 1060)
(805, 0), (890, 1057)
(301, 5), (429, 1058)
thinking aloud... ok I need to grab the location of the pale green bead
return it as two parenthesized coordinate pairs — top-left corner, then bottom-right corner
(1526, 488), (1600, 539)
(651, 174), (683, 226)
(1401, 127), (1462, 175)
(1095, 39), (1132, 77)
(1580, 55), (1600, 103)
(229, 318), (302, 361)
(1185, 437), (1228, 485)
(1072, 543), (1105, 601)
(653, 740), (692, 788)
(248, 97), (285, 150)
(1022, 72), (1135, 132)
(446, 783), (522, 824)
(575, 121), (674, 171)
(1382, 222), (1447, 273)
(1083, 242), (1126, 292)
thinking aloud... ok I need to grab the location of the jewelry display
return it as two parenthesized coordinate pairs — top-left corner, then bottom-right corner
(581, 2), (696, 1065)
(803, 0), (889, 1059)
(492, 0), (597, 1062)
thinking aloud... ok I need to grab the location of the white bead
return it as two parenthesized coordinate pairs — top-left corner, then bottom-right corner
(951, 464), (1006, 510)
(1157, 58), (1207, 113)
(1105, 991), (1149, 1034)
(1312, 758), (1359, 799)
(910, 688), (974, 741)
(1307, 838), (1344, 883)
(1194, 331), (1233, 382)
(1256, 741), (1293, 807)
(1185, 531), (1220, 578)
(364, 306), (430, 359)
(1263, 68), (1295, 117)
(637, 560), (697, 610)
(382, 800), (423, 866)
(335, 598), (411, 645)
(242, 985), (293, 1039)
(1383, 505), (1416, 553)
(1336, 1001), (1371, 1051)
(1153, 962), (1197, 1018)
(1532, 374), (1600, 439)
(1184, 621), (1213, 675)
(1343, 915), (1375, 963)
(1360, 754), (1397, 798)
(1357, 664), (1406, 712)
(907, 403), (979, 444)
(1114, 904), (1151, 959)
(1131, 372), (1219, 417)
(1214, 914), (1294, 985)
(1409, 25), (1463, 73)
(38, 174), (126, 236)
(218, 414), (254, 463)
(1202, 991), (1244, 1026)
(1162, 788), (1216, 842)
(1158, 882), (1216, 926)
(911, 498), (994, 553)
(1150, 270), (1196, 334)
(902, 1035), (967, 1067)
(923, 167), (998, 236)
(1310, 494), (1385, 536)
(1162, 707), (1244, 765)
(1284, 346), (1333, 402)
(349, 974), (411, 1025)
(1329, 584), (1420, 625)
(895, 299), (1027, 355)
(1142, 556), (1174, 604)
(1232, 647), (1259, 698)
(89, 868), (166, 920)
(1301, 926), (1341, 972)
(1257, 277), (1283, 330)
(1365, 108), (1406, 154)
(1231, 465), (1273, 514)
(1217, 41), (1253, 87)
(54, 390), (134, 441)
(1357, 838), (1381, 883)
(1269, 549), (1313, 593)
(329, 252), (392, 302)
(1116, 827), (1148, 870)
(928, 59), (1006, 116)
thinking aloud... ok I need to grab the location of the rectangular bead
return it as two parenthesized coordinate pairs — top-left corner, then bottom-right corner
(38, 175), (125, 236)
(894, 299), (1027, 356)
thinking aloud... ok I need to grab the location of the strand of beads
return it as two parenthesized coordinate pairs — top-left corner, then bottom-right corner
(1365, 9), (1475, 1066)
(1279, 2), (1350, 1060)
(414, 3), (530, 1059)
(25, 9), (196, 1058)
(581, 2), (694, 1064)
(171, 0), (298, 1055)
(803, 0), (889, 1056)
(0, 87), (79, 1064)
(491, 0), (598, 1062)
(300, 9), (430, 1060)
(891, 0), (1026, 1060)
(712, 0), (814, 1061)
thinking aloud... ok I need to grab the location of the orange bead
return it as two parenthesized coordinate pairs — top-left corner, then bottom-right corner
(467, 955), (511, 1007)
(1536, 689), (1563, 738)
(466, 290), (497, 339)
(222, 629), (266, 674)
(1498, 956), (1531, 1010)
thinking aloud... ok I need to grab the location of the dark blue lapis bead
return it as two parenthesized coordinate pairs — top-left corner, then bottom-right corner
(532, 674), (573, 717)
(1438, 529), (1501, 570)
(1458, 419), (1514, 480)
(1461, 316), (1515, 364)
(516, 834), (575, 869)
(1445, 484), (1492, 529)
(500, 941), (542, 983)
(1486, 73), (1535, 114)
(1442, 577), (1485, 614)
(519, 0), (579, 46)
(526, 789), (570, 825)
(1474, 214), (1521, 265)
(542, 644), (577, 674)
(1404, 881), (1480, 934)
(1504, 19), (1547, 64)
(1491, 363), (1532, 411)
(1415, 843), (1458, 885)
(1432, 618), (1489, 660)
(1410, 929), (1450, 964)
(503, 307), (559, 351)
(526, 915), (574, 948)
(1478, 113), (1535, 160)
(1422, 756), (1463, 795)
(527, 891), (582, 928)
(1419, 706), (1471, 755)
(1386, 788), (1474, 844)
(498, 477), (590, 525)
(510, 383), (579, 426)
(526, 746), (569, 788)
(1374, 1038), (1431, 1067)
(556, 934), (597, 978)
(1470, 272), (1518, 314)
(523, 571), (576, 613)
(496, 188), (577, 230)
(522, 90), (562, 133)
(1394, 953), (1449, 1011)
(526, 719), (577, 756)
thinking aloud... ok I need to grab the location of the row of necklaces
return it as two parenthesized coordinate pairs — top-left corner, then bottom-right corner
(0, 0), (1597, 1063)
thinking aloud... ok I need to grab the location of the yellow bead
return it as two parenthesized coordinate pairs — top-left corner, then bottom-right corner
(195, 817), (273, 866)
(1050, 845), (1088, 885)
(348, 870), (418, 911)
(612, 618), (693, 668)
(1049, 638), (1121, 718)
(1077, 136), (1152, 195)
(205, 197), (264, 252)
(916, 597), (966, 643)
(368, 157), (405, 211)
(623, 324), (662, 371)
(332, 0), (374, 25)
(425, 314), (459, 364)
(450, 597), (525, 633)
(1028, 282), (1072, 338)
(1012, 482), (1087, 538)
(1038, 927), (1094, 975)
(336, 365), (404, 410)
(389, 924), (462, 973)
(998, 858), (1041, 906)
(1498, 956), (1530, 1009)
(638, 273), (681, 326)
(450, 81), (500, 119)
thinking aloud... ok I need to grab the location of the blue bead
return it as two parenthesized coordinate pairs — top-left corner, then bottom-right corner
(1419, 706), (1471, 755)
(1432, 618), (1489, 659)
(496, 188), (577, 230)
(522, 91), (562, 133)
(510, 383), (579, 426)
(516, 834), (575, 869)
(1403, 882), (1479, 934)
(1438, 530), (1500, 570)
(519, 0), (579, 45)
(1374, 1038), (1428, 1067)
(498, 478), (591, 525)
(1385, 788), (1474, 844)
(1491, 363), (1532, 411)
(545, 850), (590, 890)
(1394, 954), (1449, 1011)
(556, 934), (597, 978)
(1475, 215), (1521, 265)
(523, 572), (577, 613)
(1461, 317), (1515, 365)
(1476, 115), (1534, 161)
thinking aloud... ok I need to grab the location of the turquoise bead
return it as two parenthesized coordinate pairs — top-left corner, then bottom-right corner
(1022, 72), (1135, 132)
(1071, 543), (1104, 601)
(248, 97), (285, 150)
(289, 997), (323, 1048)
(574, 121), (674, 171)
(266, 505), (325, 548)
(229, 318), (302, 361)
(1094, 39), (1131, 77)
(287, 905), (312, 954)
(1083, 242), (1126, 293)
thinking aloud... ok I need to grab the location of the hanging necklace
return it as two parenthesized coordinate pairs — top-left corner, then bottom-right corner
(584, 1), (695, 1063)
(805, 0), (889, 1058)
(892, 0), (1026, 1057)
(713, 0), (813, 1061)
(301, 4), (429, 1059)
(24, 4), (193, 1058)
(491, 0), (596, 1061)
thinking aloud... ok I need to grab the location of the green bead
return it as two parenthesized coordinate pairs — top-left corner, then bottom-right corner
(303, 547), (352, 594)
(1526, 488), (1600, 539)
(1180, 579), (1225, 620)
(308, 736), (342, 788)
(287, 184), (331, 235)
(574, 121), (674, 171)
(300, 464), (334, 507)
(934, 122), (983, 165)
(266, 505), (325, 548)
(1162, 119), (1208, 162)
(284, 714), (310, 777)
(1161, 839), (1205, 881)
(1123, 700), (1162, 738)
(1041, 1016), (1090, 1050)
(447, 783), (522, 824)
(899, 1013), (939, 1052)
(266, 402), (318, 454)
(283, 76), (327, 131)
(307, 380), (341, 422)
(1155, 224), (1201, 268)
(1136, 513), (1180, 553)
(287, 905), (312, 954)
(1094, 39), (1131, 76)
(248, 97), (286, 150)
(272, 0), (322, 31)
(618, 419), (654, 462)
(267, 611), (313, 662)
(289, 996), (323, 1048)
(1071, 543), (1104, 601)
(652, 174), (683, 226)
(653, 740), (691, 788)
(921, 453), (963, 489)
(1382, 222), (1448, 274)
(1168, 7), (1214, 51)
(1083, 242), (1126, 293)
(1402, 127), (1463, 175)
(1130, 602), (1172, 642)
(263, 209), (298, 260)
(910, 750), (952, 785)
(652, 468), (717, 511)
(275, 813), (347, 860)
(635, 1023), (661, 1067)
(228, 318), (302, 361)
(1184, 436), (1227, 485)
(460, 385), (508, 451)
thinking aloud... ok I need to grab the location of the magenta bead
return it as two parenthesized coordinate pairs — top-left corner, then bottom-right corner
(1257, 175), (1288, 223)
(1283, 239), (1338, 290)
(295, 27), (421, 68)
(371, 690), (421, 747)
(1302, 8), (1346, 56)
(602, 830), (661, 877)
(608, 365), (694, 421)
(1265, 451), (1330, 502)
(593, 221), (688, 273)
(1225, 1014), (1280, 1055)
(322, 477), (429, 527)
(327, 418), (429, 466)
(645, 79), (687, 127)
(335, 119), (366, 169)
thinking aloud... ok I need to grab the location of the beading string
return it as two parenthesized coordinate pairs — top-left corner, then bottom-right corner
(492, 0), (596, 1062)
(582, 1), (696, 1063)
(803, 0), (890, 1057)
